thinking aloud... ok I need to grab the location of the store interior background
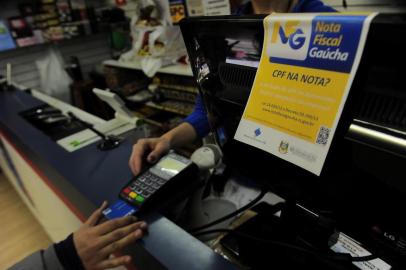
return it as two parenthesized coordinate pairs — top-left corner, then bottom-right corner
(1, 0), (405, 269)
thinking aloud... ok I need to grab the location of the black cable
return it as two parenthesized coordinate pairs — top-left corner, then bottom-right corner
(194, 228), (378, 263)
(350, 254), (377, 262)
(67, 112), (108, 140)
(188, 187), (269, 233)
(67, 111), (122, 150)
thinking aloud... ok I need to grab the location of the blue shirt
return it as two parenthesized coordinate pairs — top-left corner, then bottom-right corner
(184, 0), (336, 138)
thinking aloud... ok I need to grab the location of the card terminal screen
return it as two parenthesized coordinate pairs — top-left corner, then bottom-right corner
(155, 157), (187, 176)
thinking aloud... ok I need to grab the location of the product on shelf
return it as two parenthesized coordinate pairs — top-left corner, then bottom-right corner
(104, 66), (150, 91)
(169, 0), (186, 23)
(152, 73), (197, 90)
(158, 87), (197, 103)
(147, 100), (195, 116)
(0, 20), (16, 51)
(122, 79), (150, 96)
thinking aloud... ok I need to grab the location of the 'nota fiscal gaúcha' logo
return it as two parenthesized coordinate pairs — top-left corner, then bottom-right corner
(267, 16), (312, 61)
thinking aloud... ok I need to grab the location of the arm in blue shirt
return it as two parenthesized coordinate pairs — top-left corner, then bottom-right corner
(292, 0), (337, 12)
(184, 94), (210, 138)
(236, 0), (336, 15)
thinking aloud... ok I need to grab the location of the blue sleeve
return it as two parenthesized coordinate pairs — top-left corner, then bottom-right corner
(292, 0), (337, 13)
(183, 94), (211, 138)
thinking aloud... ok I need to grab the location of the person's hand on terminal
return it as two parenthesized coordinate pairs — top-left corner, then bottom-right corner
(74, 201), (148, 269)
(129, 122), (198, 175)
(129, 137), (171, 175)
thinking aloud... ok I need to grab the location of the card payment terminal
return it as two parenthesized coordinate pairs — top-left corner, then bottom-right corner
(119, 152), (198, 215)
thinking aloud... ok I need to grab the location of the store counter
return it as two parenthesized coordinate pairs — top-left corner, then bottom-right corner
(0, 89), (236, 270)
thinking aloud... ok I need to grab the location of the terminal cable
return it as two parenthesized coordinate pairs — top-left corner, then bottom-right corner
(188, 187), (270, 233)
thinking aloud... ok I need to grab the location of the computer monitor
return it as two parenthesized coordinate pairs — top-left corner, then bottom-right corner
(180, 14), (406, 249)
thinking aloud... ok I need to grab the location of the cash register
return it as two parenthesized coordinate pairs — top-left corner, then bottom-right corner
(179, 13), (406, 269)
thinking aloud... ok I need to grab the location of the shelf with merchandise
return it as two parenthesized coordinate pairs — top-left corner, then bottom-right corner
(103, 58), (200, 157)
(103, 59), (193, 77)
(145, 100), (194, 117)
(0, 30), (105, 55)
(104, 61), (197, 118)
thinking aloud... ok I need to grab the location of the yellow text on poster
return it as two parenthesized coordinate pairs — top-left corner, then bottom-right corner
(243, 62), (349, 143)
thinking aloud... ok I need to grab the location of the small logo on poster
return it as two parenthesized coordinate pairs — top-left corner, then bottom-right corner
(278, 140), (289, 154)
(254, 128), (262, 137)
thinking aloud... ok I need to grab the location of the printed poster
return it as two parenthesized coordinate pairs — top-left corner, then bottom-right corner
(234, 13), (377, 175)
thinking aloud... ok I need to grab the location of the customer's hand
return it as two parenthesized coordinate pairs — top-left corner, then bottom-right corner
(73, 201), (148, 270)
(129, 137), (171, 175)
